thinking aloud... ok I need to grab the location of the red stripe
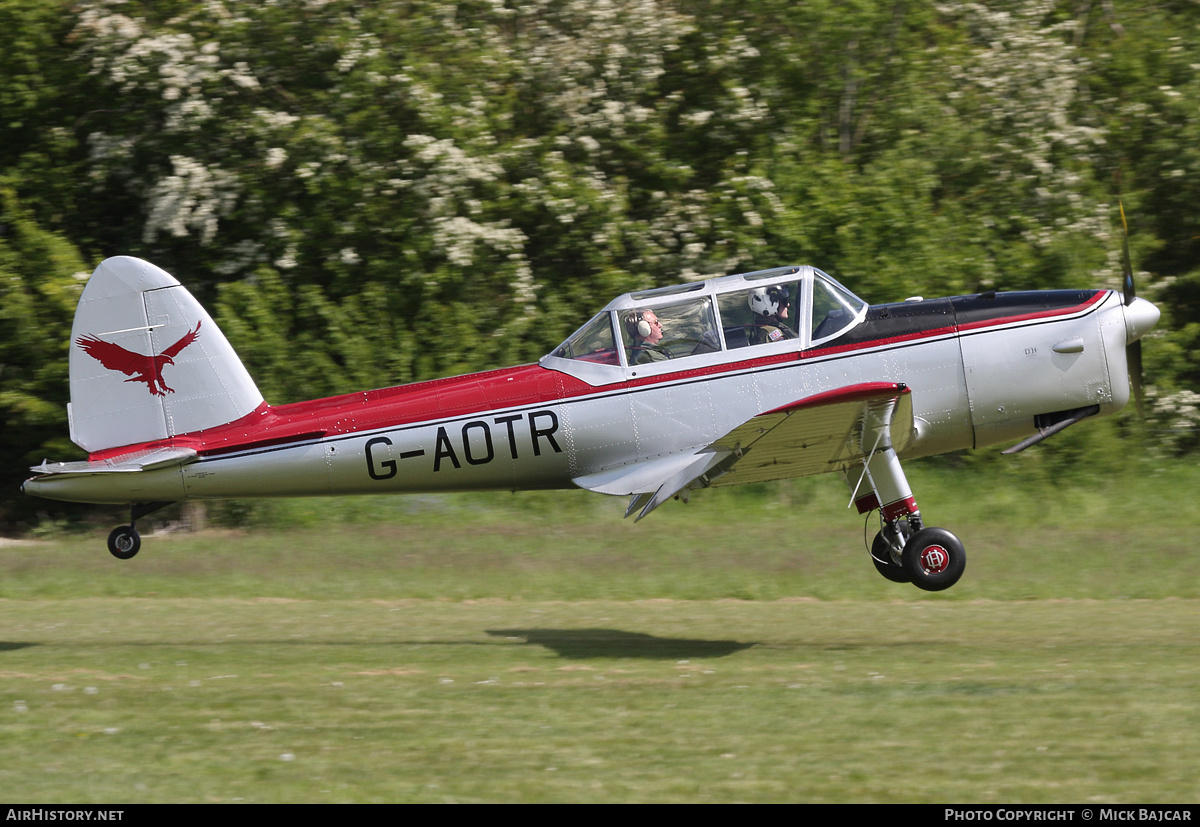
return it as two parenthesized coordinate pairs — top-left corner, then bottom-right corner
(86, 364), (585, 461)
(955, 290), (1107, 332)
(803, 291), (1107, 359)
(623, 351), (797, 388)
(804, 324), (958, 359)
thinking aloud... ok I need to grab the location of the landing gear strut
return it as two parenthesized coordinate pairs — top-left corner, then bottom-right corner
(847, 416), (967, 591)
(870, 514), (915, 583)
(106, 501), (173, 560)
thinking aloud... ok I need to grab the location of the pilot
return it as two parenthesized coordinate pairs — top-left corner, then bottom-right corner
(624, 308), (671, 364)
(746, 285), (796, 344)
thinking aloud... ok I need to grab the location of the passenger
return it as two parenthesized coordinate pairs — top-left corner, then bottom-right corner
(624, 308), (671, 364)
(746, 285), (796, 344)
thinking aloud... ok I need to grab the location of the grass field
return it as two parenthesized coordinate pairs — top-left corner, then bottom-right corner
(2, 459), (1199, 802)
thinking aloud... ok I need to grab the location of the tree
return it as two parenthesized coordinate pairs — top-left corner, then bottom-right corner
(0, 188), (89, 527)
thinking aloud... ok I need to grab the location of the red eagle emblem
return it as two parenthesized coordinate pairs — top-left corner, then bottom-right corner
(76, 321), (202, 397)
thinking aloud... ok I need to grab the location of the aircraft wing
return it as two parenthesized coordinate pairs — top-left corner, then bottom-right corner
(573, 382), (913, 520)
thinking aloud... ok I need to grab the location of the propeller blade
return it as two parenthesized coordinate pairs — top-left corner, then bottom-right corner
(1119, 201), (1146, 415)
(1120, 200), (1136, 306)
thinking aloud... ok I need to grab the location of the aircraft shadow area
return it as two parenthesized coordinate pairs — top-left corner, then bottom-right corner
(0, 643), (37, 652)
(486, 628), (755, 660)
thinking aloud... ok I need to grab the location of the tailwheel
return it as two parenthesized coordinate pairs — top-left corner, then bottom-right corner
(901, 527), (965, 592)
(869, 518), (911, 584)
(105, 502), (172, 560)
(107, 525), (141, 560)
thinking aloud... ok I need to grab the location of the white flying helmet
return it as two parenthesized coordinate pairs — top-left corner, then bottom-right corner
(748, 284), (790, 317)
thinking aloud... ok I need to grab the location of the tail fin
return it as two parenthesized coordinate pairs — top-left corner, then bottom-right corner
(68, 256), (264, 453)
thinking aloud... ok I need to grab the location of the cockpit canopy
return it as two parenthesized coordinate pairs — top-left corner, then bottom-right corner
(543, 265), (868, 385)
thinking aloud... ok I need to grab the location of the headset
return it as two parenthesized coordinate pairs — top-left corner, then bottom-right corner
(624, 310), (654, 339)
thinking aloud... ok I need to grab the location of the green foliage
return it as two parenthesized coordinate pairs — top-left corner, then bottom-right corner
(0, 187), (89, 525)
(3, 0), (1200, 528)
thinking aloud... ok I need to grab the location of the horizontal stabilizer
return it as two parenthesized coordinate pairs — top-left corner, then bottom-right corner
(28, 446), (198, 477)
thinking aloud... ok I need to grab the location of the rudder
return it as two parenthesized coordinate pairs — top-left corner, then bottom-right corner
(68, 257), (264, 453)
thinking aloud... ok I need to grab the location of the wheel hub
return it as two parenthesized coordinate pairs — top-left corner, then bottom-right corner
(918, 544), (949, 574)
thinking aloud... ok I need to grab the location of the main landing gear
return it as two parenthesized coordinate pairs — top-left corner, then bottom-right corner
(106, 501), (173, 560)
(845, 433), (966, 591)
(869, 512), (966, 592)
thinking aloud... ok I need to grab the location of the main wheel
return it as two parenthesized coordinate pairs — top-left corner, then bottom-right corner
(901, 527), (965, 592)
(107, 525), (141, 560)
(870, 531), (910, 583)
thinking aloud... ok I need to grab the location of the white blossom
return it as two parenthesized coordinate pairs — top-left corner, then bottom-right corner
(142, 155), (239, 245)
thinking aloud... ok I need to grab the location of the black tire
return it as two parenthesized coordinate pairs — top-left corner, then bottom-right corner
(107, 525), (141, 560)
(901, 527), (965, 592)
(870, 531), (911, 583)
